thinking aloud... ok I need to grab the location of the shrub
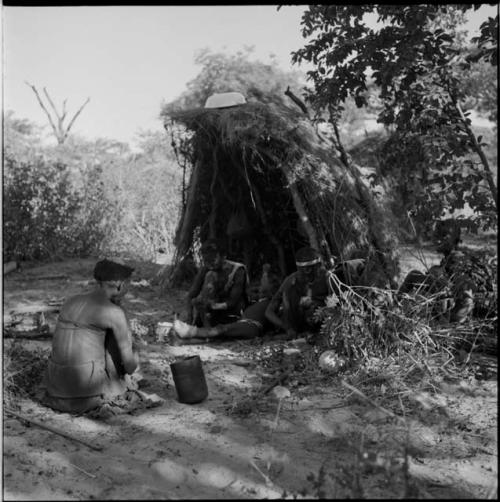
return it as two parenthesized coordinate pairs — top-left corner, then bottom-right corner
(3, 154), (118, 260)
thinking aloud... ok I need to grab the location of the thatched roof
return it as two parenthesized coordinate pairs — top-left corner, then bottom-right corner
(163, 97), (399, 286)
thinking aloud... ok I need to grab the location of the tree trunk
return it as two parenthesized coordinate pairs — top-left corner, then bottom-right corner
(287, 179), (321, 252)
(329, 112), (399, 287)
(208, 148), (219, 239)
(174, 158), (202, 258)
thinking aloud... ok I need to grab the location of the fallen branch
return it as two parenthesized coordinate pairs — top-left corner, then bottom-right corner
(217, 358), (255, 367)
(69, 462), (97, 478)
(23, 274), (69, 281)
(341, 380), (399, 421)
(4, 408), (103, 452)
(249, 459), (273, 487)
(296, 402), (349, 411)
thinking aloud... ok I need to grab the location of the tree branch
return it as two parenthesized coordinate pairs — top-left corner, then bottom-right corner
(284, 86), (309, 117)
(63, 97), (90, 142)
(286, 176), (321, 252)
(43, 87), (60, 121)
(25, 82), (59, 140)
(61, 98), (68, 122)
(208, 146), (219, 239)
(43, 87), (65, 140)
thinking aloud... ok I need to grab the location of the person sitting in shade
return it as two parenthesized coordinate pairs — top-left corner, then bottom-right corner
(265, 246), (332, 339)
(184, 238), (249, 328)
(172, 262), (281, 343)
(42, 258), (140, 414)
(398, 219), (495, 323)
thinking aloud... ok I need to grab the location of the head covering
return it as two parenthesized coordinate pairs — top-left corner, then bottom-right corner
(295, 247), (321, 267)
(93, 259), (134, 282)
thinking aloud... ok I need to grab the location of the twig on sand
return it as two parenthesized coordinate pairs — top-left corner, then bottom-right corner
(341, 380), (401, 421)
(296, 403), (349, 411)
(69, 462), (97, 478)
(4, 408), (103, 452)
(24, 274), (69, 281)
(249, 459), (273, 486)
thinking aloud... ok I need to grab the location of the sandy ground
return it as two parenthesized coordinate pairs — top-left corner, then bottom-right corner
(2, 252), (497, 500)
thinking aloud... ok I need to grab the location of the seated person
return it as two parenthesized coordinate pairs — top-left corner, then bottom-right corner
(265, 247), (332, 339)
(325, 257), (367, 295)
(42, 259), (140, 414)
(173, 263), (281, 343)
(435, 220), (476, 322)
(398, 265), (449, 296)
(334, 258), (366, 287)
(185, 239), (248, 327)
(398, 219), (497, 323)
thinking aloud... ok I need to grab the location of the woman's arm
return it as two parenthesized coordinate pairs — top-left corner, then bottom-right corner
(185, 267), (207, 322)
(104, 307), (138, 375)
(265, 283), (286, 330)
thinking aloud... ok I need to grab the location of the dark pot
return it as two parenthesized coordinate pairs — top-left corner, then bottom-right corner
(170, 355), (208, 404)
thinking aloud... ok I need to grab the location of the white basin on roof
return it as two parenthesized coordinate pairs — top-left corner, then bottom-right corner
(204, 92), (246, 109)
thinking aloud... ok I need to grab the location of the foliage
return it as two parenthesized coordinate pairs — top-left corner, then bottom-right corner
(104, 130), (183, 261)
(47, 131), (183, 261)
(3, 154), (79, 260)
(3, 111), (45, 163)
(379, 123), (496, 236)
(3, 153), (115, 261)
(291, 5), (496, 113)
(291, 4), (498, 235)
(461, 60), (498, 121)
(315, 251), (497, 366)
(163, 46), (306, 113)
(3, 111), (182, 263)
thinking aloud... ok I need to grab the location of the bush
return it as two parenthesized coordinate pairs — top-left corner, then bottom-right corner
(3, 154), (118, 260)
(100, 155), (183, 262)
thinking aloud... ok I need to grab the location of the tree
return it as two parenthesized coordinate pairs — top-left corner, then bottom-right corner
(461, 60), (498, 121)
(25, 83), (90, 145)
(106, 130), (183, 260)
(291, 5), (498, 233)
(163, 46), (306, 113)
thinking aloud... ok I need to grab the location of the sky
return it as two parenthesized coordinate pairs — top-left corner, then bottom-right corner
(2, 5), (498, 150)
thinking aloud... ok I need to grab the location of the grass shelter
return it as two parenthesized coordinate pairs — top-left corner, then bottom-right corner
(161, 92), (400, 288)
